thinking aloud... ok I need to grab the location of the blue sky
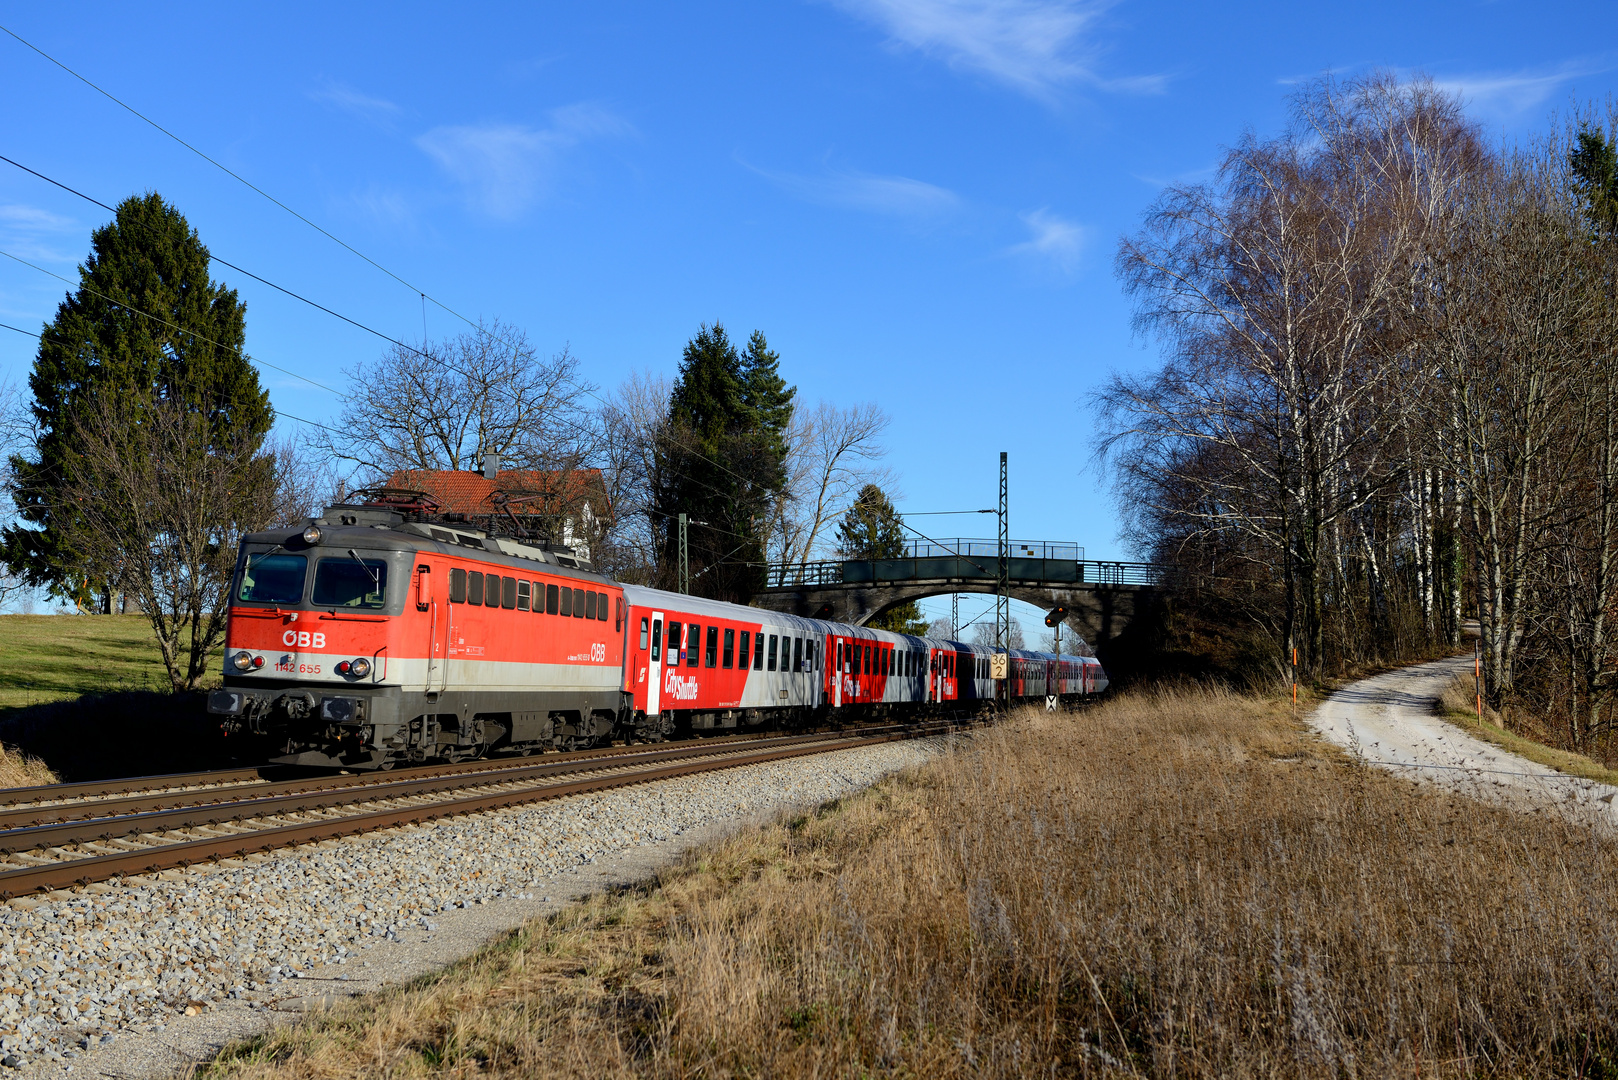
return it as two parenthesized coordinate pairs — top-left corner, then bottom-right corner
(1, 1), (1615, 630)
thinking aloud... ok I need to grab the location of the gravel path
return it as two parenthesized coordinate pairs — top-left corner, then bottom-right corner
(1310, 655), (1618, 827)
(0, 735), (951, 1078)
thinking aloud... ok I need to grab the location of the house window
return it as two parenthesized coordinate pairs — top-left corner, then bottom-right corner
(449, 568), (467, 603)
(468, 571), (484, 606)
(706, 625), (718, 668)
(723, 628), (735, 669)
(767, 634), (778, 671)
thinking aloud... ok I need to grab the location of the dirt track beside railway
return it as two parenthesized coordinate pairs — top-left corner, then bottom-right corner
(1309, 654), (1618, 828)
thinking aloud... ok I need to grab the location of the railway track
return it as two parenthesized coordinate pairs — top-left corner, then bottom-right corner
(0, 719), (977, 900)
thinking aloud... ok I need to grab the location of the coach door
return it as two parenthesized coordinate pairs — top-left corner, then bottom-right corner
(647, 612), (665, 716)
(832, 638), (843, 708)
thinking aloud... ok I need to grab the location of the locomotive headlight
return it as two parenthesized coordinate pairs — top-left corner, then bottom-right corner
(301, 525), (323, 545)
(348, 657), (372, 679)
(231, 650), (255, 672)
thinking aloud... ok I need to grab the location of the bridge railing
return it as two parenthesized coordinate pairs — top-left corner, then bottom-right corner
(761, 556), (1164, 590)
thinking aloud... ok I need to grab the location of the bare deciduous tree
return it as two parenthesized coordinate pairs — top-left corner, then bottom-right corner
(56, 393), (286, 691)
(318, 320), (596, 480)
(770, 401), (892, 564)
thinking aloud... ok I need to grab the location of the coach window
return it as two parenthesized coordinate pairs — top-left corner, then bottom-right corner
(467, 571), (484, 606)
(687, 624), (701, 667)
(639, 617), (650, 650)
(706, 626), (719, 667)
(516, 581), (530, 611)
(502, 576), (517, 609)
(809, 640), (818, 670)
(738, 630), (751, 667)
(766, 634), (778, 671)
(666, 621), (682, 661)
(722, 628), (735, 668)
(793, 637), (803, 673)
(615, 596), (624, 631)
(753, 632), (765, 670)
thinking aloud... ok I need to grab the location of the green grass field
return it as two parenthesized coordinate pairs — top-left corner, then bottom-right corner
(0, 614), (219, 710)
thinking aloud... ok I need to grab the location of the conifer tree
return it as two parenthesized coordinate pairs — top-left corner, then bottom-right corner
(655, 323), (795, 602)
(836, 484), (929, 634)
(3, 193), (272, 609)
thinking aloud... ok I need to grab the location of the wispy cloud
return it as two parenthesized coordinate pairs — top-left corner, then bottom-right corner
(309, 78), (402, 124)
(740, 157), (960, 218)
(828, 0), (1162, 101)
(415, 104), (633, 219)
(0, 202), (80, 265)
(1007, 208), (1084, 271)
(1434, 59), (1608, 119)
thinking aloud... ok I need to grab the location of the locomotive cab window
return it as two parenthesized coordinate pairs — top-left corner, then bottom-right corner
(238, 553), (307, 605)
(312, 557), (389, 609)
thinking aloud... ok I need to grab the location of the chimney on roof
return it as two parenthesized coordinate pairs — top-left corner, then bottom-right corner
(482, 454), (500, 480)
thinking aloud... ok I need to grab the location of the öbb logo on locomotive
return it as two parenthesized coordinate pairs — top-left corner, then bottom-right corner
(207, 491), (1108, 769)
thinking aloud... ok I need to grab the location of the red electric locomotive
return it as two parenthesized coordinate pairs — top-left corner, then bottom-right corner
(209, 492), (1107, 768)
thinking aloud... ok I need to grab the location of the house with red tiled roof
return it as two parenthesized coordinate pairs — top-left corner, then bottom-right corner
(386, 458), (610, 563)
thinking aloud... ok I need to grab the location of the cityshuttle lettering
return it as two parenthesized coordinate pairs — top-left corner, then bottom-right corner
(663, 669), (699, 701)
(281, 631), (327, 649)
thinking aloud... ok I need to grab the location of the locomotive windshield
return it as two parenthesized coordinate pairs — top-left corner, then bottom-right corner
(313, 558), (390, 609)
(238, 554), (307, 604)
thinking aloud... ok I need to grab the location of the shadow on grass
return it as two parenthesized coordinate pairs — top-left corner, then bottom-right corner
(0, 690), (256, 783)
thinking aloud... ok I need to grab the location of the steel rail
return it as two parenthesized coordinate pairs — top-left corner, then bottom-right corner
(0, 725), (947, 846)
(0, 768), (265, 806)
(0, 723), (932, 831)
(0, 727), (964, 898)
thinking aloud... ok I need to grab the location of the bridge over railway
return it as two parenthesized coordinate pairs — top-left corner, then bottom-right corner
(751, 538), (1163, 646)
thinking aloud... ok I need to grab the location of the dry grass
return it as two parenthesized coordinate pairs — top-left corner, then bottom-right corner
(206, 689), (1618, 1078)
(0, 744), (57, 789)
